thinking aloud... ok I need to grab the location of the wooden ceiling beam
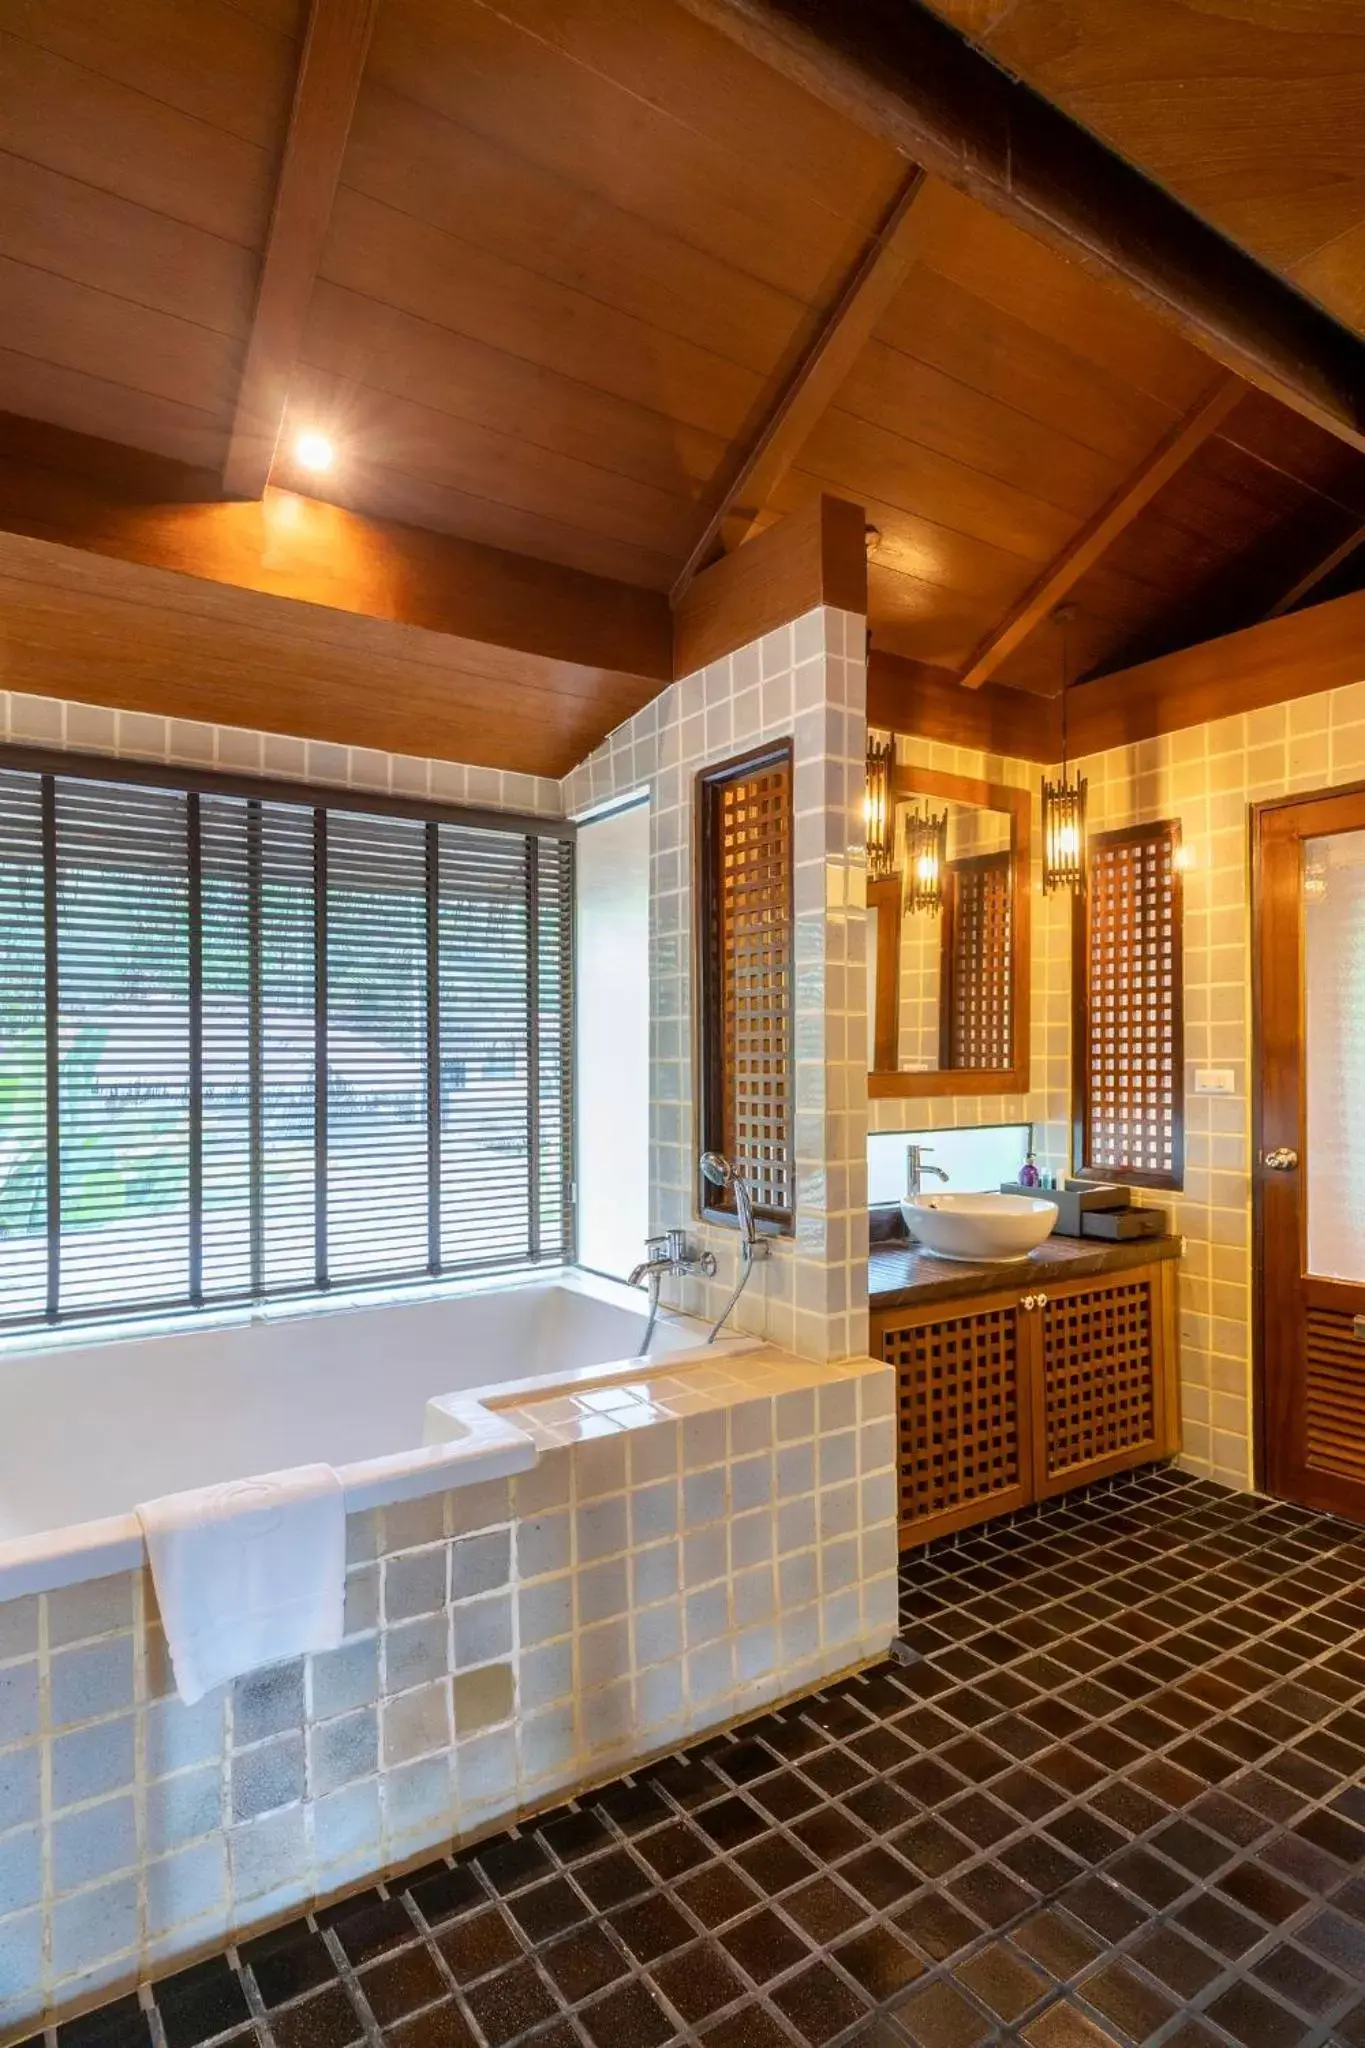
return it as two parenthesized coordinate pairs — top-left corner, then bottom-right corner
(958, 373), (1244, 688)
(671, 165), (933, 603)
(0, 414), (672, 685)
(1263, 520), (1365, 622)
(675, 0), (1365, 460)
(222, 0), (377, 499)
(867, 648), (1061, 760)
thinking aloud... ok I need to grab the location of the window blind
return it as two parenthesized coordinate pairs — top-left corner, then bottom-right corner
(0, 757), (574, 1329)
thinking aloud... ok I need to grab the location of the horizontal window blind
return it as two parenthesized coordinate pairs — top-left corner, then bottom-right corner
(0, 758), (574, 1330)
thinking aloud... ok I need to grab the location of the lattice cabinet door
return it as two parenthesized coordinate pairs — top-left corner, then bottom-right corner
(874, 1290), (1035, 1546)
(1031, 1261), (1179, 1499)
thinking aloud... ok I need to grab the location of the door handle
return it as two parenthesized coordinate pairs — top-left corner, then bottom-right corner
(1263, 1148), (1300, 1171)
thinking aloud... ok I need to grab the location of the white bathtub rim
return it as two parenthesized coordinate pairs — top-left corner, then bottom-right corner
(0, 1268), (757, 1603)
(0, 1257), (665, 1361)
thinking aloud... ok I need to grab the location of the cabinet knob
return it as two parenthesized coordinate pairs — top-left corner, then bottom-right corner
(1022, 1294), (1036, 1310)
(1263, 1147), (1299, 1171)
(1036, 1292), (1048, 1307)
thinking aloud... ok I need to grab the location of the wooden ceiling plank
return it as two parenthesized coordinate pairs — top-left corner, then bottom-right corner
(670, 165), (932, 603)
(221, 0), (376, 498)
(957, 374), (1243, 688)
(1263, 520), (1365, 622)
(674, 0), (1365, 459)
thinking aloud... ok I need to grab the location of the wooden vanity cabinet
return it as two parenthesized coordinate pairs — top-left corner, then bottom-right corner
(872, 1259), (1180, 1549)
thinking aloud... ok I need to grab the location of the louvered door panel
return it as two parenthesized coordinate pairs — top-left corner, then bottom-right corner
(1305, 1307), (1365, 1483)
(877, 1295), (1031, 1544)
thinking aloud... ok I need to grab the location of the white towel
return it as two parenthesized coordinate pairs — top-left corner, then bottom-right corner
(137, 1463), (346, 1704)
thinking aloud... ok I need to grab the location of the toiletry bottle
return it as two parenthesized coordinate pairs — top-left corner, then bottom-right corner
(1018, 1150), (1040, 1188)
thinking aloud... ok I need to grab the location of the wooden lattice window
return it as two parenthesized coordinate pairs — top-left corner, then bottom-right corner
(697, 742), (793, 1228)
(883, 1306), (1023, 1530)
(1074, 820), (1183, 1188)
(1041, 1280), (1156, 1477)
(940, 852), (1012, 1070)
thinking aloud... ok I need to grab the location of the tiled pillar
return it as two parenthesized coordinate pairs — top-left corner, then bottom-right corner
(562, 603), (870, 1364)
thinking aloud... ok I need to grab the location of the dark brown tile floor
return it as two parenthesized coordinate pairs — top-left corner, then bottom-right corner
(36, 1465), (1365, 2048)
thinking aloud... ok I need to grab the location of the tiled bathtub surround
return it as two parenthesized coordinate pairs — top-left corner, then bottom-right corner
(562, 606), (871, 1366)
(0, 1355), (896, 2033)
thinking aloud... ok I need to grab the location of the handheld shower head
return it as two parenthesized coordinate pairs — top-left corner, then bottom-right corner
(699, 1151), (729, 1189)
(699, 1150), (755, 1250)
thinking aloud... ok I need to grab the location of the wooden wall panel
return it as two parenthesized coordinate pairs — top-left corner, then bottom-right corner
(674, 494), (867, 675)
(1068, 586), (1365, 755)
(0, 416), (674, 682)
(0, 532), (662, 780)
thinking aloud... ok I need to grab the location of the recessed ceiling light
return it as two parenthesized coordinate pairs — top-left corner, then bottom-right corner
(293, 430), (334, 472)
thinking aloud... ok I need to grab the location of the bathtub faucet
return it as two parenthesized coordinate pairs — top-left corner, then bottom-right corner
(629, 1228), (717, 1355)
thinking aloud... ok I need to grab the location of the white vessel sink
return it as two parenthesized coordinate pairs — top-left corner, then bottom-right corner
(902, 1191), (1057, 1264)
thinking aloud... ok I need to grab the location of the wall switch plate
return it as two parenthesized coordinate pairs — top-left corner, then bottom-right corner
(1194, 1069), (1235, 1094)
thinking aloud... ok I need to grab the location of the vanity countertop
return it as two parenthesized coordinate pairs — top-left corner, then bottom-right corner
(869, 1227), (1182, 1311)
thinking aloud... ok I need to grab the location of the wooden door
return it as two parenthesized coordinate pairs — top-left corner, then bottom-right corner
(1257, 788), (1365, 1519)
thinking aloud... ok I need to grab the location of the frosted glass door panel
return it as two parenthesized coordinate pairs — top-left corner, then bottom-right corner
(1305, 830), (1365, 1280)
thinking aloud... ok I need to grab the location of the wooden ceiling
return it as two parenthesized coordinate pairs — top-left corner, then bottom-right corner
(915, 0), (1365, 347)
(4, 0), (1365, 768)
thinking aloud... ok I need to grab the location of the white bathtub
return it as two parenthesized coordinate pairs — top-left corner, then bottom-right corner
(0, 1270), (740, 1600)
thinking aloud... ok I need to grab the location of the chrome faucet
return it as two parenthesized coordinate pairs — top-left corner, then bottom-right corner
(905, 1143), (949, 1199)
(629, 1228), (716, 1354)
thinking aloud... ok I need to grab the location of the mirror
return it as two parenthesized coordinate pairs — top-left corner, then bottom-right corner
(868, 765), (1030, 1098)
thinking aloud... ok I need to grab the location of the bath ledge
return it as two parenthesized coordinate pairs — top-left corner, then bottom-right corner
(0, 1313), (878, 1603)
(0, 1402), (541, 1602)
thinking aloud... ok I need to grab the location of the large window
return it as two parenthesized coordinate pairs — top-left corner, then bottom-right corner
(575, 795), (649, 1280)
(0, 756), (574, 1329)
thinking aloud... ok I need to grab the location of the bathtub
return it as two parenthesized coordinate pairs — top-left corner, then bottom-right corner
(0, 1269), (748, 1601)
(0, 1270), (898, 2028)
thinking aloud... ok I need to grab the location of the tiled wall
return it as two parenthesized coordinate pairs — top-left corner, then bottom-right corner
(562, 606), (871, 1365)
(1069, 683), (1365, 1492)
(0, 1360), (896, 2037)
(872, 684), (1365, 1494)
(0, 691), (564, 819)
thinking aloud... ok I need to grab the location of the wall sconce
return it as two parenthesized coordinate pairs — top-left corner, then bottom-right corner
(1042, 604), (1087, 896)
(903, 805), (947, 913)
(864, 735), (896, 880)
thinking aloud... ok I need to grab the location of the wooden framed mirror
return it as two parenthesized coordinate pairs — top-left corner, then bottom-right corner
(868, 765), (1031, 1098)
